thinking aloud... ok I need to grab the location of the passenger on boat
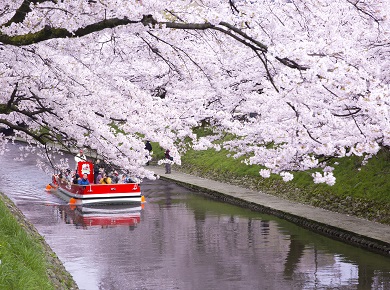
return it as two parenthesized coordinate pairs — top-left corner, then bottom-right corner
(119, 174), (126, 183)
(99, 173), (112, 184)
(78, 173), (90, 185)
(125, 176), (136, 183)
(111, 171), (119, 184)
(60, 170), (70, 181)
(95, 168), (103, 184)
(93, 159), (101, 178)
(118, 174), (134, 183)
(61, 169), (69, 181)
(100, 158), (111, 173)
(72, 173), (80, 184)
(66, 170), (74, 184)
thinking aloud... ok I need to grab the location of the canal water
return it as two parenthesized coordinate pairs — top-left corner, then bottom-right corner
(0, 144), (389, 289)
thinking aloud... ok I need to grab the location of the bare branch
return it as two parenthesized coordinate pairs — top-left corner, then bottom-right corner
(286, 101), (322, 144)
(228, 0), (240, 14)
(255, 51), (279, 92)
(147, 31), (212, 82)
(346, 0), (382, 24)
(275, 56), (309, 71)
(332, 107), (361, 117)
(219, 22), (268, 52)
(140, 35), (181, 75)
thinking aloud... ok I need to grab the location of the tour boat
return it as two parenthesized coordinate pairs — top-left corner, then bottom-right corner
(50, 161), (144, 205)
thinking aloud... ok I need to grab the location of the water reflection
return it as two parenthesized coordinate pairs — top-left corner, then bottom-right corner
(283, 235), (305, 279)
(58, 204), (142, 229)
(0, 144), (390, 289)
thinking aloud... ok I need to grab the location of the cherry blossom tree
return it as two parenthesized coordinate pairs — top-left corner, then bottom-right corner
(0, 0), (389, 184)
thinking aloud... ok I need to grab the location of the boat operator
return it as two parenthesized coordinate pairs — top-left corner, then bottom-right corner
(74, 149), (87, 168)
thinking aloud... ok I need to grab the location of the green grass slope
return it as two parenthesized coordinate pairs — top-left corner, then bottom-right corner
(0, 193), (78, 290)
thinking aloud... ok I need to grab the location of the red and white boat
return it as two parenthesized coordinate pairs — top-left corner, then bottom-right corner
(51, 161), (144, 205)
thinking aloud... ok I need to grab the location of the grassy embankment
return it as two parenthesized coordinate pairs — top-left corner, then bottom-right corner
(152, 138), (390, 225)
(0, 193), (78, 290)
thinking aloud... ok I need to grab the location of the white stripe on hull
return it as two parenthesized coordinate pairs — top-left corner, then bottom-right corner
(57, 187), (142, 204)
(77, 197), (142, 205)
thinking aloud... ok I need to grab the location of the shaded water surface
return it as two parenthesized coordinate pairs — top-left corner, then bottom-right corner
(0, 145), (389, 289)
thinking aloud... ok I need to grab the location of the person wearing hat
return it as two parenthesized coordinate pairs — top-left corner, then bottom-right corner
(74, 149), (87, 169)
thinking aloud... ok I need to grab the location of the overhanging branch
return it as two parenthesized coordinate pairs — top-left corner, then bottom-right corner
(0, 17), (140, 46)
